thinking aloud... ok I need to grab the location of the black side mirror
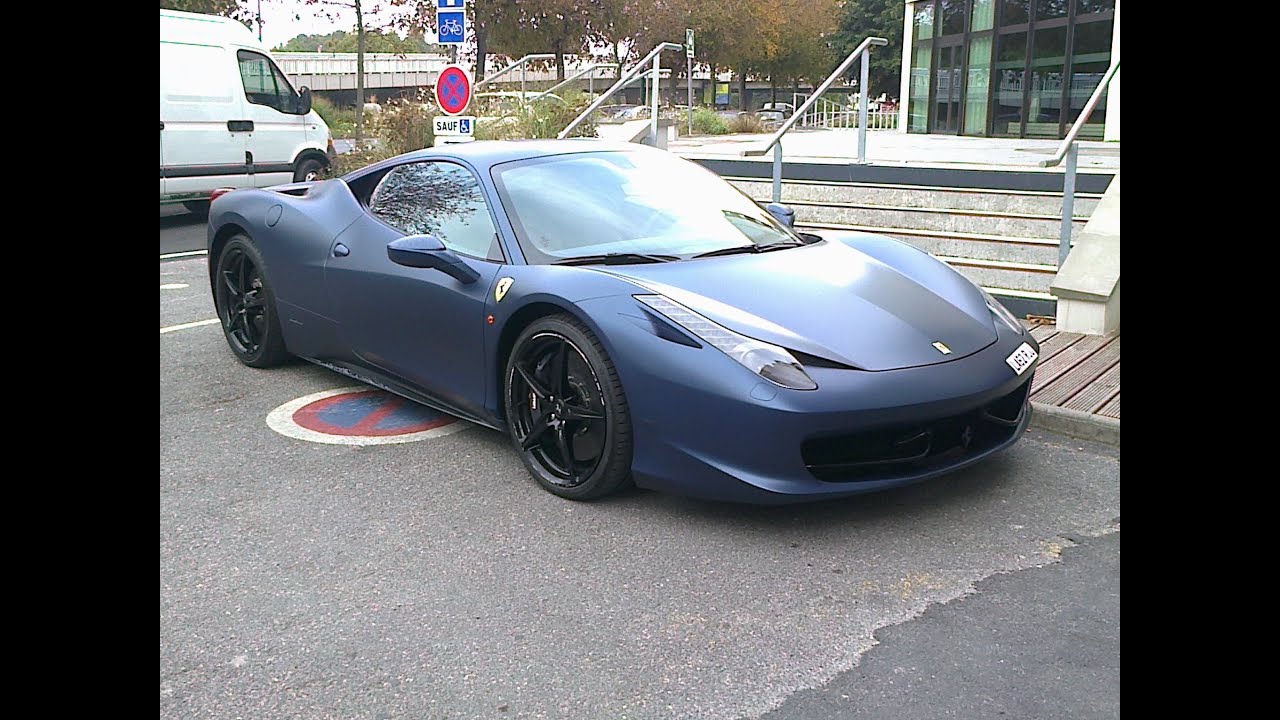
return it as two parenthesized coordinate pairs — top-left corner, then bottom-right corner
(765, 202), (795, 229)
(387, 235), (479, 284)
(297, 87), (313, 115)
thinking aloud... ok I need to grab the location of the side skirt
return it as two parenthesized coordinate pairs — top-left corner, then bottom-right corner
(300, 356), (506, 432)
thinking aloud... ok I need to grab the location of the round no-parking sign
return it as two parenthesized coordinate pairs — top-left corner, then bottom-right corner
(267, 387), (470, 445)
(435, 64), (472, 116)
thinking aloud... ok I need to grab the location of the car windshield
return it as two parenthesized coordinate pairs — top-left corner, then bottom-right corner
(490, 149), (801, 264)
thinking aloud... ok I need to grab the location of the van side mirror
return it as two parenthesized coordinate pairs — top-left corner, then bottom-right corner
(296, 87), (313, 115)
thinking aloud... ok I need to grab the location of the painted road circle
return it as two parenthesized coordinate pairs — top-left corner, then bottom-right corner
(435, 64), (472, 116)
(267, 387), (471, 445)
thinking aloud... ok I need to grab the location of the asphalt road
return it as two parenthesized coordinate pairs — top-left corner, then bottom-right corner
(161, 204), (208, 256)
(160, 255), (1120, 719)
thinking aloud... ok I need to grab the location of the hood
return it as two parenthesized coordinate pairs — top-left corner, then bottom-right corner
(596, 239), (997, 371)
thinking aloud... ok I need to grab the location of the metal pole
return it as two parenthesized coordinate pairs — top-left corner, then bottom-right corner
(857, 50), (870, 163)
(1059, 142), (1078, 266)
(257, 0), (262, 41)
(772, 142), (783, 203)
(650, 54), (660, 145)
(687, 61), (694, 137)
(589, 72), (593, 97)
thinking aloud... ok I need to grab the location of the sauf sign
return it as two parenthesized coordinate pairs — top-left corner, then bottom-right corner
(433, 115), (475, 143)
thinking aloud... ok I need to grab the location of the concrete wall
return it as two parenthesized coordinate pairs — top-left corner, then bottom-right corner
(1051, 175), (1120, 335)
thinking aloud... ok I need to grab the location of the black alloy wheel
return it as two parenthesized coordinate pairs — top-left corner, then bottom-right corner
(213, 236), (290, 367)
(504, 316), (632, 500)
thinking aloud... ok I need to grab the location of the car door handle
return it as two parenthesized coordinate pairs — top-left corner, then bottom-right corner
(227, 120), (254, 132)
(160, 121), (165, 130)
(333, 243), (350, 257)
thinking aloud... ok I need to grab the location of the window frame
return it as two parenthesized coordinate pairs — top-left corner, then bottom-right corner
(364, 159), (508, 264)
(236, 49), (303, 115)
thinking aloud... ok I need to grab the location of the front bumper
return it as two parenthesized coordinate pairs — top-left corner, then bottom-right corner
(582, 298), (1039, 504)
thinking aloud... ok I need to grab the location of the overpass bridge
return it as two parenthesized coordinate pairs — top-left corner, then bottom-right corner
(275, 52), (808, 107)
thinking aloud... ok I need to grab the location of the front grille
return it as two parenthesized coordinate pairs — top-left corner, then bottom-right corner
(802, 379), (1030, 482)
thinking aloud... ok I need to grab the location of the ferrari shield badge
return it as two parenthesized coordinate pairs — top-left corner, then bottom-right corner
(932, 341), (952, 355)
(495, 277), (514, 302)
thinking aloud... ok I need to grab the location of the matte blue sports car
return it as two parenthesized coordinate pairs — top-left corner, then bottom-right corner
(207, 140), (1039, 504)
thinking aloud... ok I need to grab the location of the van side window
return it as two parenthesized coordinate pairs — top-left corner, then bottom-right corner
(237, 50), (298, 114)
(369, 162), (504, 262)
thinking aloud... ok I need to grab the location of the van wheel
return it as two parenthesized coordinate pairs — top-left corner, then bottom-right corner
(294, 157), (327, 182)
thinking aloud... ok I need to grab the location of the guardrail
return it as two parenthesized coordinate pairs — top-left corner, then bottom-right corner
(474, 54), (556, 98)
(531, 62), (619, 101)
(558, 42), (685, 142)
(743, 37), (888, 203)
(1038, 61), (1119, 266)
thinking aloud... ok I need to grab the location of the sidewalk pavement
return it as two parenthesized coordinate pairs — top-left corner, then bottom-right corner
(1024, 321), (1119, 446)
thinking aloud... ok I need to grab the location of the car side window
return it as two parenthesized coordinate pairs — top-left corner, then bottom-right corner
(237, 50), (297, 114)
(368, 162), (503, 262)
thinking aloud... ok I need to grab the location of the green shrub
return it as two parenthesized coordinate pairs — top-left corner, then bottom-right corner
(727, 112), (765, 134)
(312, 95), (356, 138)
(690, 108), (729, 135)
(475, 91), (597, 141)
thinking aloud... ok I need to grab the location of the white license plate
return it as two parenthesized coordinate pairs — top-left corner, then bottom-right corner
(1005, 342), (1038, 375)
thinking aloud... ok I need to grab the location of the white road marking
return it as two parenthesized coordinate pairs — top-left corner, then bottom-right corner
(266, 386), (473, 446)
(160, 318), (220, 334)
(160, 250), (208, 260)
(160, 283), (189, 290)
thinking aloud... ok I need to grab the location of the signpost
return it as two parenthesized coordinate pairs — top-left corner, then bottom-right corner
(685, 29), (694, 136)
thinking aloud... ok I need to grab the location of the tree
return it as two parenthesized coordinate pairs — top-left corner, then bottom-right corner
(275, 29), (439, 54)
(762, 0), (838, 103)
(160, 0), (251, 24)
(303, 1), (370, 141)
(830, 0), (904, 99)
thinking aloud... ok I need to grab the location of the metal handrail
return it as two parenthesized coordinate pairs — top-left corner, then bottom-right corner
(1039, 61), (1120, 169)
(744, 37), (887, 158)
(473, 53), (556, 91)
(558, 42), (684, 140)
(1036, 61), (1119, 267)
(744, 37), (887, 203)
(531, 62), (619, 100)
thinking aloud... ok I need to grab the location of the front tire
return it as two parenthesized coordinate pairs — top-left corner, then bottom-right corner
(213, 235), (290, 368)
(504, 315), (633, 500)
(293, 156), (326, 182)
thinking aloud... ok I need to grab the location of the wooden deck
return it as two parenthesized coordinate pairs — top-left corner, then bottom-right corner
(1024, 321), (1120, 420)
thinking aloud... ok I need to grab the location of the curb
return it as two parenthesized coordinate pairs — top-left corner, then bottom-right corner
(1030, 402), (1119, 447)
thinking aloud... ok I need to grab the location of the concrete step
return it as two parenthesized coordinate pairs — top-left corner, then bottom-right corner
(804, 225), (1057, 296)
(727, 178), (1102, 216)
(802, 221), (1062, 266)
(788, 201), (1082, 241)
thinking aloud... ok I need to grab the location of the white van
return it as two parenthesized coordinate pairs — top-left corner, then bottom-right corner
(160, 9), (333, 208)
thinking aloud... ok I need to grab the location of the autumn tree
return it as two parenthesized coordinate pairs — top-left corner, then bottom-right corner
(160, 0), (252, 23)
(302, 0), (372, 141)
(761, 0), (838, 103)
(830, 0), (904, 98)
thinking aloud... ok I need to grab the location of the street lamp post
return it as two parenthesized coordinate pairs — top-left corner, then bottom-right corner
(257, 0), (263, 42)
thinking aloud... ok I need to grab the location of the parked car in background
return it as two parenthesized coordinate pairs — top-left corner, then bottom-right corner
(160, 8), (333, 211)
(760, 102), (795, 118)
(756, 110), (786, 130)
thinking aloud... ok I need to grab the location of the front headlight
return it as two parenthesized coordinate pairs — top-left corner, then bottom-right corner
(980, 288), (1024, 334)
(635, 295), (818, 390)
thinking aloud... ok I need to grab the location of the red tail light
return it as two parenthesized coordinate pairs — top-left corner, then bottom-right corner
(210, 187), (235, 202)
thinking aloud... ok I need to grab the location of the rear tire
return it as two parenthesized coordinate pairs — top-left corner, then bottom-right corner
(293, 157), (327, 182)
(504, 315), (633, 500)
(213, 235), (290, 368)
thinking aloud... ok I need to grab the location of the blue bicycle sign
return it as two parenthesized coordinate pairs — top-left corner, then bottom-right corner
(437, 10), (465, 44)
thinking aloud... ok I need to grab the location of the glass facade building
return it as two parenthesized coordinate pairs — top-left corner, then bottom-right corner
(904, 0), (1116, 139)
